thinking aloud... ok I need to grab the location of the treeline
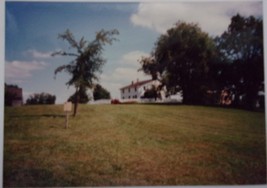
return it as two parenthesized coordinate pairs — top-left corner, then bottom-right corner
(68, 84), (111, 104)
(26, 92), (56, 105)
(139, 14), (264, 110)
(5, 83), (111, 106)
(4, 83), (57, 106)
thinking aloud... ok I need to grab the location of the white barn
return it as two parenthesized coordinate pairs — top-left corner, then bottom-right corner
(120, 79), (163, 100)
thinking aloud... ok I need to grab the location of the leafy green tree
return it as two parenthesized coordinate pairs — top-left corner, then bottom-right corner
(68, 85), (91, 104)
(53, 29), (119, 116)
(215, 14), (263, 109)
(139, 21), (217, 104)
(93, 84), (111, 100)
(26, 92), (56, 105)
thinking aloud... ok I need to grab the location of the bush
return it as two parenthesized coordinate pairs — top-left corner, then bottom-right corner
(93, 84), (111, 100)
(111, 99), (121, 104)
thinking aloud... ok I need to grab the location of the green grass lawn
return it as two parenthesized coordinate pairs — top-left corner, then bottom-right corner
(4, 104), (266, 186)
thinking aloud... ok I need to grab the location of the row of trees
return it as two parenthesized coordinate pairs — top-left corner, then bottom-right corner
(5, 84), (110, 106)
(4, 84), (57, 106)
(139, 14), (263, 110)
(26, 93), (56, 105)
(68, 84), (111, 103)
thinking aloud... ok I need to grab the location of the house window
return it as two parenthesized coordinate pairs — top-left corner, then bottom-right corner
(128, 88), (130, 92)
(135, 87), (137, 91)
(143, 86), (146, 90)
(128, 96), (131, 99)
(122, 89), (124, 94)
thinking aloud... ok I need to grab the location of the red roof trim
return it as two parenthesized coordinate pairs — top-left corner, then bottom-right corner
(120, 79), (153, 90)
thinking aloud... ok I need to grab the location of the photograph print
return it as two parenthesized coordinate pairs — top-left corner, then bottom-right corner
(4, 0), (266, 186)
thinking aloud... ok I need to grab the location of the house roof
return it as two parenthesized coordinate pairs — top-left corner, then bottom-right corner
(120, 79), (153, 90)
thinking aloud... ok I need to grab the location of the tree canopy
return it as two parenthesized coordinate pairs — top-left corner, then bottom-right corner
(68, 85), (91, 104)
(93, 84), (111, 100)
(214, 14), (263, 109)
(139, 15), (263, 110)
(53, 29), (119, 116)
(140, 21), (217, 104)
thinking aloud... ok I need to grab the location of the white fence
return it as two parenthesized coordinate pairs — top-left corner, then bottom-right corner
(89, 99), (111, 105)
(89, 97), (182, 105)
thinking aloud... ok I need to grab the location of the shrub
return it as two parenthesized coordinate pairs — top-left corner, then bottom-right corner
(111, 99), (121, 104)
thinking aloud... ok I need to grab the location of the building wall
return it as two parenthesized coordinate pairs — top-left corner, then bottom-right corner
(6, 86), (23, 106)
(121, 86), (139, 99)
(12, 100), (23, 107)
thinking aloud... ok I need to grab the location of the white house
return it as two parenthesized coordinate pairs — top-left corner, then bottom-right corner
(120, 79), (163, 100)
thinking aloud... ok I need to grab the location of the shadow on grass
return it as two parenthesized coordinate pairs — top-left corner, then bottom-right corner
(4, 168), (58, 187)
(42, 114), (66, 118)
(6, 114), (70, 129)
(9, 114), (65, 118)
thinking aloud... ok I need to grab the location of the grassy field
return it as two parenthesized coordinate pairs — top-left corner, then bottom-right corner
(3, 104), (266, 186)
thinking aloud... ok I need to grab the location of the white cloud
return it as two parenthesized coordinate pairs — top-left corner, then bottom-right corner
(5, 60), (47, 83)
(24, 49), (53, 59)
(120, 50), (150, 68)
(53, 87), (75, 104)
(131, 1), (262, 36)
(97, 81), (122, 99)
(113, 67), (148, 81)
(22, 90), (33, 103)
(99, 50), (151, 98)
(100, 67), (150, 99)
(106, 50), (151, 84)
(101, 67), (149, 87)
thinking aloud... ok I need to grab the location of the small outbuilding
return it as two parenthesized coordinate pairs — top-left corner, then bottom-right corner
(5, 84), (23, 106)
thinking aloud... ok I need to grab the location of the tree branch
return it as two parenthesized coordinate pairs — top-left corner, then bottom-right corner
(51, 51), (79, 57)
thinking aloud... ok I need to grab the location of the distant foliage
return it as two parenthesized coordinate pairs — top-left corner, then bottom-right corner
(26, 92), (56, 105)
(93, 84), (111, 100)
(68, 86), (91, 104)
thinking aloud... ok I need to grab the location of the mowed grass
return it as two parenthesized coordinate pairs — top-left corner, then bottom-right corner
(4, 104), (266, 186)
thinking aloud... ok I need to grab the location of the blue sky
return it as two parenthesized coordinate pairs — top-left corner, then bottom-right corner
(4, 0), (263, 104)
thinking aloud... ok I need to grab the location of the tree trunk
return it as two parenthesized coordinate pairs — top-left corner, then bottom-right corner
(73, 100), (78, 117)
(73, 87), (79, 117)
